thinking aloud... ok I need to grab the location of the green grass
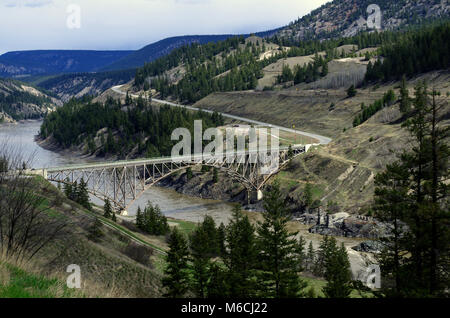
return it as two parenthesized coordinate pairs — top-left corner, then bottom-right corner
(0, 262), (80, 298)
(168, 218), (197, 236)
(310, 184), (325, 199)
(300, 275), (374, 298)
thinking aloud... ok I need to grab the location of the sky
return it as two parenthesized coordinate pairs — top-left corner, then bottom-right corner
(0, 0), (330, 54)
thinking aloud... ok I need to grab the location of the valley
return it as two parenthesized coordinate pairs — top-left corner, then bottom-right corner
(0, 0), (449, 301)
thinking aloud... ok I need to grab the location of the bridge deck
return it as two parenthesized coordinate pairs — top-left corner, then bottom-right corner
(41, 145), (306, 172)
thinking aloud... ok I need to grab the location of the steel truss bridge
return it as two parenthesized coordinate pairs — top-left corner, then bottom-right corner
(33, 145), (306, 214)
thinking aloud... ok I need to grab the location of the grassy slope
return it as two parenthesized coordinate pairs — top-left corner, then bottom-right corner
(2, 176), (165, 298)
(0, 262), (82, 298)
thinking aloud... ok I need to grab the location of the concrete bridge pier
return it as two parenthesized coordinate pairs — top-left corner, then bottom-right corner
(247, 189), (264, 205)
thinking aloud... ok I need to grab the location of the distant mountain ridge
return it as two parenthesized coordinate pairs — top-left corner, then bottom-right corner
(0, 50), (134, 78)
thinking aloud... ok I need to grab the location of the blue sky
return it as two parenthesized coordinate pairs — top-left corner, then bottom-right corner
(0, 0), (330, 54)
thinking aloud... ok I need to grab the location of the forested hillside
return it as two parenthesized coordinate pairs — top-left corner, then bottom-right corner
(133, 33), (380, 103)
(101, 35), (244, 72)
(365, 21), (450, 82)
(40, 96), (224, 158)
(0, 79), (59, 122)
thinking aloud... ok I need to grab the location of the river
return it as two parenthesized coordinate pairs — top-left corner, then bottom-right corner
(0, 121), (235, 225)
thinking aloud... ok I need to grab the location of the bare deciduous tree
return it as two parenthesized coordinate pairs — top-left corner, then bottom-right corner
(0, 140), (69, 263)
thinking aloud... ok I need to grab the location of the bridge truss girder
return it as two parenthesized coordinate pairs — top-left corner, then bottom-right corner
(46, 146), (305, 213)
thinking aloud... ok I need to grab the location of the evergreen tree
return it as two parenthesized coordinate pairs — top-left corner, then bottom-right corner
(297, 236), (307, 272)
(162, 227), (190, 298)
(206, 263), (228, 298)
(321, 62), (328, 77)
(301, 183), (314, 211)
(63, 178), (73, 199)
(212, 168), (219, 183)
(256, 182), (307, 297)
(186, 167), (193, 180)
(190, 223), (212, 298)
(136, 206), (144, 229)
(217, 223), (226, 257)
(373, 161), (411, 295)
(314, 235), (331, 277)
(347, 85), (357, 98)
(223, 204), (258, 297)
(399, 75), (411, 114)
(140, 202), (170, 235)
(103, 198), (113, 219)
(77, 178), (91, 210)
(323, 240), (352, 298)
(306, 241), (315, 272)
(383, 89), (396, 106)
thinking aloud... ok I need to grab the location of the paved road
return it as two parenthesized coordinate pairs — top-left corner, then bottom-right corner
(111, 85), (332, 145)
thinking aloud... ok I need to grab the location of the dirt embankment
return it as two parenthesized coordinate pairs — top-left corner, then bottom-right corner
(157, 167), (248, 204)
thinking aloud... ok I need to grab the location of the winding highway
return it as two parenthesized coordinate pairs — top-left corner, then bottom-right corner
(111, 85), (332, 145)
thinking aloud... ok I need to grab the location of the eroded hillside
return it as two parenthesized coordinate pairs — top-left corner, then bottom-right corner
(0, 79), (61, 122)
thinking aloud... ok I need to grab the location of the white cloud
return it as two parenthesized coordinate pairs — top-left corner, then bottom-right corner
(0, 0), (330, 54)
(2, 0), (53, 8)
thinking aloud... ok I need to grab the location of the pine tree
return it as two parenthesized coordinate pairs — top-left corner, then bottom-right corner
(223, 204), (258, 297)
(399, 75), (411, 114)
(301, 183), (314, 211)
(297, 236), (307, 272)
(63, 178), (73, 199)
(321, 62), (328, 77)
(314, 235), (331, 277)
(136, 206), (144, 229)
(141, 202), (169, 235)
(103, 198), (113, 219)
(77, 178), (91, 210)
(162, 227), (190, 298)
(256, 182), (307, 297)
(306, 241), (315, 271)
(347, 85), (357, 98)
(427, 89), (449, 294)
(212, 168), (219, 183)
(206, 263), (228, 298)
(190, 224), (212, 298)
(323, 240), (352, 298)
(217, 223), (226, 257)
(186, 167), (193, 180)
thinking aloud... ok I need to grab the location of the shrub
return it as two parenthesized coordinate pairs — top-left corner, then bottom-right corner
(123, 242), (154, 267)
